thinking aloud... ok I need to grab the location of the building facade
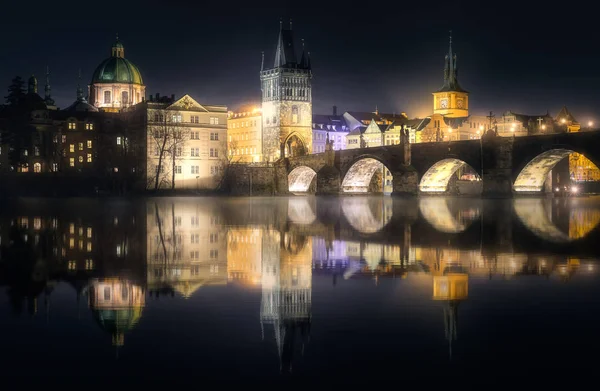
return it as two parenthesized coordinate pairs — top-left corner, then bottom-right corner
(89, 37), (145, 112)
(127, 94), (228, 190)
(312, 106), (349, 153)
(227, 106), (263, 162)
(260, 22), (312, 161)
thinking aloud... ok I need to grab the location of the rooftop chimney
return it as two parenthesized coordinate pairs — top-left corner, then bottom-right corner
(333, 105), (337, 116)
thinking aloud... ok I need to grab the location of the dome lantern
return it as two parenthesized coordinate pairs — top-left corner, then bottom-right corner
(112, 33), (124, 58)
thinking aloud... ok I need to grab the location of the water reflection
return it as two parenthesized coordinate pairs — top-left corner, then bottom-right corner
(1, 196), (600, 375)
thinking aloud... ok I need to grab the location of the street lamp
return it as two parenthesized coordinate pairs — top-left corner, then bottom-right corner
(447, 127), (452, 141)
(542, 124), (547, 131)
(588, 121), (594, 128)
(561, 118), (566, 124)
(478, 125), (484, 139)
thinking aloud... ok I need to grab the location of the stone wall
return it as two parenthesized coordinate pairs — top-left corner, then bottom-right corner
(225, 165), (277, 196)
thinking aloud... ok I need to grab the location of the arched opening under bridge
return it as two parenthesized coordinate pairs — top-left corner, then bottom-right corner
(341, 158), (393, 194)
(288, 166), (317, 193)
(513, 149), (600, 193)
(419, 158), (481, 194)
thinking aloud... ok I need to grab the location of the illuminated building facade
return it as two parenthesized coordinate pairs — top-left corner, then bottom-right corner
(227, 228), (263, 285)
(227, 106), (263, 162)
(260, 22), (312, 161)
(432, 36), (469, 119)
(312, 107), (350, 152)
(89, 37), (145, 112)
(146, 200), (227, 297)
(127, 94), (228, 190)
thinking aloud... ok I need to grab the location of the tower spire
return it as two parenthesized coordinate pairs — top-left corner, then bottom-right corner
(76, 69), (84, 101)
(44, 66), (55, 106)
(300, 39), (308, 68)
(261, 51), (265, 72)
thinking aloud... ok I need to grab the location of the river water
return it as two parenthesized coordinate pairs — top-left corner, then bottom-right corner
(1, 196), (600, 377)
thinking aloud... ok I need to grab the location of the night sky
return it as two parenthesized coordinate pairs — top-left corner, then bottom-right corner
(3, 0), (599, 122)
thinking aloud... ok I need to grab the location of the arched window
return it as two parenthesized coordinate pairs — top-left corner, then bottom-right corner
(104, 91), (111, 104)
(122, 91), (129, 105)
(292, 106), (299, 124)
(33, 163), (41, 173)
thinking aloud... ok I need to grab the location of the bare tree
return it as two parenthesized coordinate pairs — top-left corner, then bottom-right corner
(168, 125), (190, 190)
(148, 109), (183, 191)
(215, 139), (241, 190)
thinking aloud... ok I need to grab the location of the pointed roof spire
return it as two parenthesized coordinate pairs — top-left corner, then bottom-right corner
(300, 39), (308, 68)
(437, 31), (467, 93)
(44, 65), (55, 106)
(273, 19), (297, 67)
(76, 69), (85, 102)
(307, 51), (311, 70)
(261, 51), (265, 71)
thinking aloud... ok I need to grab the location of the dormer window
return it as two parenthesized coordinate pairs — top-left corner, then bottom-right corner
(68, 122), (76, 130)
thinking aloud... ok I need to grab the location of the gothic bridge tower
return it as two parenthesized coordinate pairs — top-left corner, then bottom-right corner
(260, 20), (312, 162)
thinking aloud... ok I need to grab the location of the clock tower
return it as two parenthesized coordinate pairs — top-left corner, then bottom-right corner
(433, 34), (469, 118)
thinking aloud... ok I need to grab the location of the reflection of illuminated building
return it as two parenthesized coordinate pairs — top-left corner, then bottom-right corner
(227, 228), (263, 285)
(88, 278), (145, 346)
(433, 273), (468, 357)
(146, 200), (227, 298)
(261, 231), (312, 372)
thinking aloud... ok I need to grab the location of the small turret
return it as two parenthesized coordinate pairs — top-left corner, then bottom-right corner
(28, 75), (38, 94)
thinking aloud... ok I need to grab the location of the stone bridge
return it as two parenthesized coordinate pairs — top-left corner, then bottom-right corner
(275, 130), (600, 197)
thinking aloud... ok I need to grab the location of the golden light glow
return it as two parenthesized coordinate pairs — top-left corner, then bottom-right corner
(479, 125), (484, 131)
(561, 118), (566, 124)
(542, 124), (547, 130)
(589, 121), (594, 127)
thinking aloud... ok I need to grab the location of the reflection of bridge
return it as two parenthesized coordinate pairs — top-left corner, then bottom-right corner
(276, 131), (600, 197)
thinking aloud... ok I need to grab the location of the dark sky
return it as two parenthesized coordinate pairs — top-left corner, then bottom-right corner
(3, 0), (599, 122)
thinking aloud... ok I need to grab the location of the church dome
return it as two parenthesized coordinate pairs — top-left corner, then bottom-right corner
(91, 38), (143, 85)
(91, 57), (143, 85)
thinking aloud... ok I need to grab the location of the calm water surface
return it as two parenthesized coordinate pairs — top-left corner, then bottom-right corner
(2, 196), (600, 377)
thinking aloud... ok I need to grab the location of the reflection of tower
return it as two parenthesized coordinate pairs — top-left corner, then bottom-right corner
(88, 278), (145, 348)
(432, 272), (468, 358)
(260, 231), (312, 373)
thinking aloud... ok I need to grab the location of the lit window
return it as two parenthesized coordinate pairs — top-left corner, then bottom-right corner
(87, 140), (92, 148)
(68, 122), (76, 130)
(87, 227), (92, 238)
(116, 245), (122, 256)
(69, 158), (74, 167)
(68, 261), (76, 270)
(85, 123), (94, 130)
(85, 259), (94, 270)
(34, 146), (40, 156)
(116, 136), (122, 145)
(78, 142), (83, 151)
(52, 163), (58, 172)
(34, 218), (42, 230)
(61, 135), (66, 143)
(78, 239), (83, 250)
(210, 117), (219, 125)
(69, 238), (75, 249)
(87, 242), (92, 252)
(175, 165), (181, 174)
(33, 162), (41, 173)
(209, 148), (218, 157)
(79, 227), (83, 236)
(69, 144), (75, 152)
(113, 167), (119, 172)
(69, 223), (75, 234)
(78, 156), (83, 163)
(87, 153), (92, 163)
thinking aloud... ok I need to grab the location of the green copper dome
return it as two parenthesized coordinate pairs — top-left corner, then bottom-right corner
(91, 57), (143, 85)
(91, 39), (143, 85)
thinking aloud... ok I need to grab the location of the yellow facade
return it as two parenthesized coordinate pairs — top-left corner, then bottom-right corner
(432, 91), (469, 118)
(227, 107), (263, 163)
(227, 228), (263, 285)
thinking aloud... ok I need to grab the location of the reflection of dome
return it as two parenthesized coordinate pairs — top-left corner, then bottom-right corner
(92, 57), (143, 85)
(92, 307), (143, 346)
(88, 278), (145, 346)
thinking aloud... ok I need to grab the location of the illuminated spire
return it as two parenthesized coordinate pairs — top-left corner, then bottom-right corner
(76, 69), (85, 102)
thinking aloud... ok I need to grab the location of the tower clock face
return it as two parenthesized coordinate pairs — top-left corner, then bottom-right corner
(440, 98), (449, 109)
(457, 98), (464, 109)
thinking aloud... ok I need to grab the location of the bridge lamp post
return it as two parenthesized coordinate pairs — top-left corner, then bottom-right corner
(447, 127), (453, 142)
(511, 123), (516, 138)
(478, 125), (484, 139)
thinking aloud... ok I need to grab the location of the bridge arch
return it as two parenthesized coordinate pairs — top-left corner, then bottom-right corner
(288, 166), (317, 193)
(513, 148), (600, 192)
(341, 197), (393, 234)
(342, 157), (392, 194)
(514, 198), (600, 242)
(419, 158), (481, 193)
(419, 198), (481, 233)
